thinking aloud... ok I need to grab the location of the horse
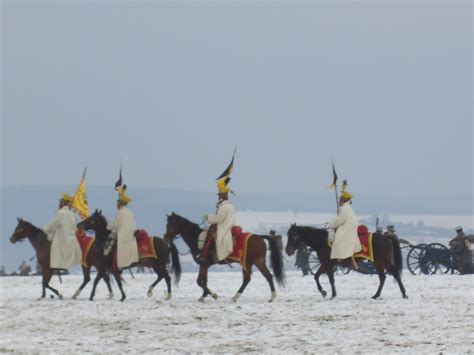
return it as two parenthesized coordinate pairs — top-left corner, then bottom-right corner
(163, 212), (285, 302)
(9, 218), (113, 300)
(78, 210), (181, 301)
(286, 224), (407, 299)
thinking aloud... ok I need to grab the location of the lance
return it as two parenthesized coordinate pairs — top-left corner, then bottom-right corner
(331, 157), (339, 214)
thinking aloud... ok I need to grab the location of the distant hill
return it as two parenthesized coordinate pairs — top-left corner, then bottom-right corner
(1, 185), (472, 271)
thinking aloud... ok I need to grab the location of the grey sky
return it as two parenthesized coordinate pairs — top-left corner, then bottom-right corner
(2, 1), (472, 196)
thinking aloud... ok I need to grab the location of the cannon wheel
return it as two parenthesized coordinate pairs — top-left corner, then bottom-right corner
(307, 249), (350, 275)
(406, 244), (428, 275)
(425, 243), (452, 274)
(308, 249), (320, 275)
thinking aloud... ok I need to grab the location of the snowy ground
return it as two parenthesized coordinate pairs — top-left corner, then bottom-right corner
(0, 271), (473, 354)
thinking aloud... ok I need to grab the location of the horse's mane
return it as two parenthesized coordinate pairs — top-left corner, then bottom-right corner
(170, 213), (202, 236)
(294, 225), (327, 235)
(22, 220), (47, 238)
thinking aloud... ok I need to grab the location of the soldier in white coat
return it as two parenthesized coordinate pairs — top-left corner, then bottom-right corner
(202, 177), (236, 262)
(329, 189), (362, 261)
(43, 193), (82, 269)
(107, 191), (139, 269)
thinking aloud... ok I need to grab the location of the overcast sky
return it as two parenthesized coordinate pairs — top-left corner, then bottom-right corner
(2, 1), (472, 196)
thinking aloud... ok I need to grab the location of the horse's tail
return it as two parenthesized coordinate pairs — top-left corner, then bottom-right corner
(386, 234), (403, 276)
(169, 241), (182, 286)
(260, 235), (286, 287)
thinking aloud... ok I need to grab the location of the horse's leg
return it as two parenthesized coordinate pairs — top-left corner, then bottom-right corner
(40, 267), (47, 299)
(113, 271), (126, 302)
(73, 265), (91, 299)
(327, 264), (337, 299)
(254, 259), (277, 302)
(102, 272), (114, 299)
(89, 270), (104, 301)
(232, 268), (252, 302)
(197, 265), (216, 302)
(147, 261), (169, 300)
(159, 261), (172, 300)
(44, 269), (63, 299)
(314, 265), (327, 298)
(392, 270), (408, 299)
(372, 264), (386, 299)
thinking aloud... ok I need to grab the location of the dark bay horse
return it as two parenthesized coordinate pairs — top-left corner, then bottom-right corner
(286, 224), (407, 299)
(9, 218), (113, 300)
(164, 212), (285, 302)
(78, 210), (181, 301)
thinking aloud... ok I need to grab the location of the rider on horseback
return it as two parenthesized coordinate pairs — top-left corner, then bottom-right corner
(199, 155), (236, 264)
(328, 185), (361, 268)
(106, 188), (139, 270)
(43, 192), (82, 270)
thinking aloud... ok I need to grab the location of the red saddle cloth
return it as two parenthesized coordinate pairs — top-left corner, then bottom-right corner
(135, 229), (157, 260)
(227, 226), (252, 271)
(76, 229), (95, 268)
(354, 224), (374, 262)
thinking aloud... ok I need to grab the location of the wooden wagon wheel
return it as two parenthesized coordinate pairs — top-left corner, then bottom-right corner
(308, 249), (320, 275)
(406, 243), (428, 275)
(426, 243), (452, 274)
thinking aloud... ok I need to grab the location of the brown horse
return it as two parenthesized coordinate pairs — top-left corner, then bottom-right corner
(286, 224), (407, 299)
(163, 212), (285, 302)
(9, 218), (114, 300)
(78, 210), (181, 301)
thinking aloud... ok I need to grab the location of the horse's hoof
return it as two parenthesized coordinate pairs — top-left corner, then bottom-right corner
(89, 298), (94, 301)
(120, 297), (126, 302)
(403, 295), (408, 299)
(198, 297), (205, 302)
(269, 291), (277, 302)
(147, 290), (153, 297)
(321, 290), (327, 298)
(371, 295), (379, 300)
(232, 293), (241, 302)
(108, 293), (114, 300)
(58, 294), (64, 300)
(165, 293), (171, 301)
(211, 293), (218, 300)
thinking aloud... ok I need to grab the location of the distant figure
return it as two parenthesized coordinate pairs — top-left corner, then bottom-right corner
(384, 225), (398, 238)
(294, 243), (310, 276)
(449, 226), (473, 273)
(0, 265), (6, 276)
(449, 227), (468, 254)
(19, 261), (31, 276)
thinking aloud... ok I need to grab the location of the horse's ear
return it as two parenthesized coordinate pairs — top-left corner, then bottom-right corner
(99, 210), (102, 214)
(94, 209), (98, 213)
(171, 211), (175, 216)
(17, 217), (20, 222)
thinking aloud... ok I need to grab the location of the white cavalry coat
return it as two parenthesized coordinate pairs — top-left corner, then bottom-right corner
(43, 206), (81, 269)
(329, 202), (362, 259)
(107, 206), (139, 269)
(207, 200), (236, 261)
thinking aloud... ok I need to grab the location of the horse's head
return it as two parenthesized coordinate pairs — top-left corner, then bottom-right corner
(164, 212), (182, 243)
(78, 209), (106, 232)
(10, 218), (34, 244)
(286, 223), (303, 256)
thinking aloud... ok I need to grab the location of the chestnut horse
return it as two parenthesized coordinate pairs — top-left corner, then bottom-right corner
(163, 212), (285, 302)
(10, 218), (114, 300)
(286, 224), (407, 299)
(78, 210), (181, 301)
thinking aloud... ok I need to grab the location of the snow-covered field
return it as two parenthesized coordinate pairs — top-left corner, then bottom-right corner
(1, 272), (472, 353)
